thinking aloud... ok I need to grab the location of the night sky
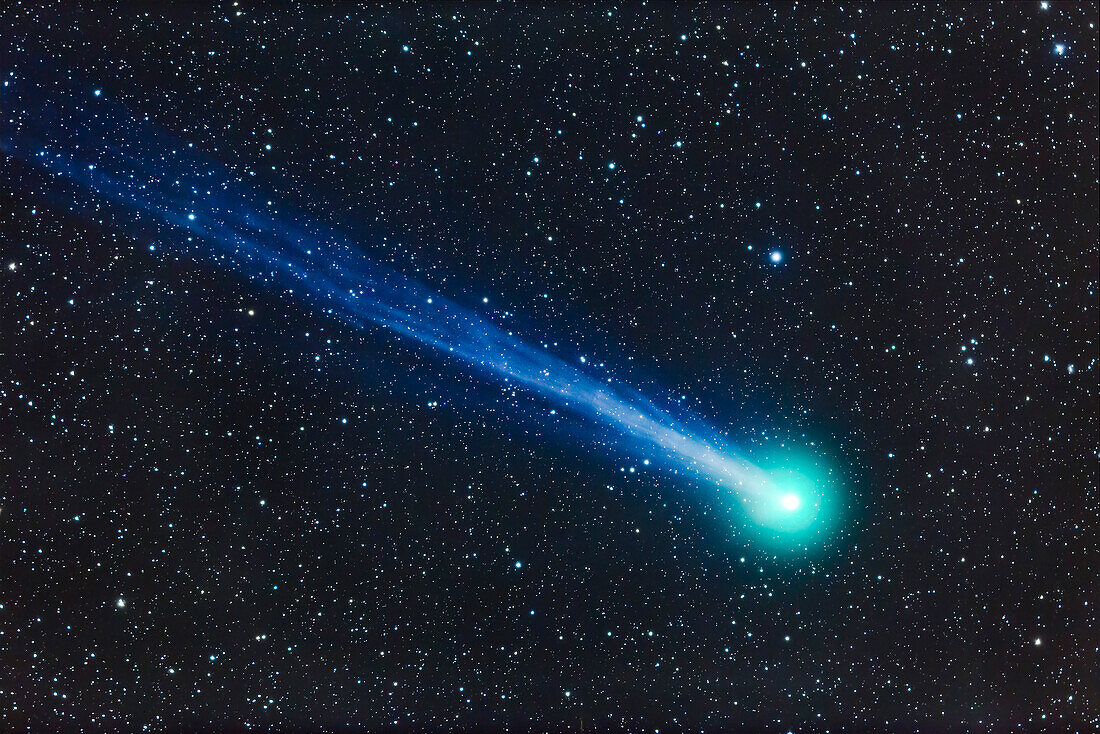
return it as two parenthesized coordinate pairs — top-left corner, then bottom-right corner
(1, 3), (1097, 732)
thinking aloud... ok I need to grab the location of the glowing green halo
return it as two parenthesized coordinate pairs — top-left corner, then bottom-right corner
(713, 447), (842, 549)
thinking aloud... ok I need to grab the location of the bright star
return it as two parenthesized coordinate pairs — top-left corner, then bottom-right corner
(1054, 43), (1065, 55)
(770, 250), (783, 263)
(780, 493), (801, 511)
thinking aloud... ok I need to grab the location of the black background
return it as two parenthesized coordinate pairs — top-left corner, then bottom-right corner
(1, 3), (1096, 732)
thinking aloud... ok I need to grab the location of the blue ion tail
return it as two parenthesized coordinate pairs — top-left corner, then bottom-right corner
(1, 69), (837, 543)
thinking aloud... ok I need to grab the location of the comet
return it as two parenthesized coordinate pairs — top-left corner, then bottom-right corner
(2, 70), (829, 537)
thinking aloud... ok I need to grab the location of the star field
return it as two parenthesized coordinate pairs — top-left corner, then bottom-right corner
(1, 3), (1097, 732)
